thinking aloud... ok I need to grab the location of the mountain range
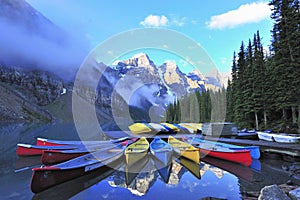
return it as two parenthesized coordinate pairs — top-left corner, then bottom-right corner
(0, 0), (230, 127)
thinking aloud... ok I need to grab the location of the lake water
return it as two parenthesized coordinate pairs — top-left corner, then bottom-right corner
(0, 123), (298, 200)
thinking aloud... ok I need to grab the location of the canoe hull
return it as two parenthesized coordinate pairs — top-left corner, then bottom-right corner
(257, 132), (274, 142)
(41, 150), (87, 165)
(36, 137), (129, 146)
(272, 134), (300, 143)
(16, 144), (76, 156)
(190, 137), (260, 159)
(200, 149), (252, 166)
(150, 136), (173, 166)
(126, 151), (148, 167)
(125, 137), (149, 167)
(168, 136), (200, 163)
(151, 150), (172, 166)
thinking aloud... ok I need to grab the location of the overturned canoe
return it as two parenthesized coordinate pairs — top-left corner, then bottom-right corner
(150, 136), (172, 166)
(178, 123), (201, 133)
(148, 123), (170, 133)
(168, 136), (200, 163)
(257, 131), (274, 142)
(161, 123), (180, 133)
(31, 143), (126, 193)
(128, 123), (153, 134)
(272, 133), (300, 143)
(125, 137), (149, 167)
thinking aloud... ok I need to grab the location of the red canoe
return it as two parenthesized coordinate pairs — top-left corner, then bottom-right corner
(41, 143), (117, 165)
(16, 144), (78, 156)
(188, 139), (252, 166)
(31, 143), (126, 193)
(200, 148), (252, 166)
(36, 137), (129, 146)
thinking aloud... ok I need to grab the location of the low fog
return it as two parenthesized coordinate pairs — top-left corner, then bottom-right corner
(0, 1), (89, 80)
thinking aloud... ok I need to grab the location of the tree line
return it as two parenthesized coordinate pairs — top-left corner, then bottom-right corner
(164, 89), (226, 124)
(227, 0), (300, 133)
(165, 0), (299, 133)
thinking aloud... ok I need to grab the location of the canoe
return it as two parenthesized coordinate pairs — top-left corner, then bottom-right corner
(188, 137), (252, 166)
(36, 137), (129, 146)
(148, 123), (170, 133)
(168, 136), (200, 163)
(31, 143), (126, 193)
(41, 142), (117, 165)
(41, 139), (137, 165)
(172, 124), (193, 133)
(150, 136), (172, 166)
(272, 133), (300, 143)
(186, 123), (202, 132)
(125, 137), (149, 167)
(257, 131), (274, 142)
(178, 123), (201, 133)
(16, 144), (78, 156)
(128, 123), (153, 134)
(161, 123), (180, 133)
(190, 137), (260, 159)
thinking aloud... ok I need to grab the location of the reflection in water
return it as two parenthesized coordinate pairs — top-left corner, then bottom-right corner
(178, 157), (201, 179)
(109, 155), (158, 196)
(1, 123), (297, 200)
(151, 156), (172, 183)
(103, 156), (241, 199)
(200, 163), (225, 179)
(32, 159), (123, 200)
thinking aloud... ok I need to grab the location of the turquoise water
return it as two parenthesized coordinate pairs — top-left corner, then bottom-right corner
(0, 123), (297, 200)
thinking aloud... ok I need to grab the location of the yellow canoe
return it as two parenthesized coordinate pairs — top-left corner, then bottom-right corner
(161, 123), (180, 132)
(168, 136), (200, 163)
(128, 123), (153, 134)
(125, 137), (149, 166)
(179, 123), (202, 133)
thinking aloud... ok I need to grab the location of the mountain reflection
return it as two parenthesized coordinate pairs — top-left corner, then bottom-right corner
(108, 156), (159, 196)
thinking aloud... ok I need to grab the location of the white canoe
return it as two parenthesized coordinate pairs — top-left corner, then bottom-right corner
(272, 133), (300, 143)
(257, 131), (274, 142)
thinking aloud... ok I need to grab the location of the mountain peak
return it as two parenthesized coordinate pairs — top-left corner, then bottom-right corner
(164, 60), (177, 70)
(121, 53), (153, 67)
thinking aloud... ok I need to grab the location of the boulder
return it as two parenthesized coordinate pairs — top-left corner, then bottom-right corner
(289, 187), (300, 200)
(258, 184), (291, 200)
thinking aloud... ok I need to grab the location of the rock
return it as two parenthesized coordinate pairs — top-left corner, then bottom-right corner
(258, 184), (291, 200)
(289, 187), (300, 200)
(287, 180), (294, 185)
(246, 191), (260, 198)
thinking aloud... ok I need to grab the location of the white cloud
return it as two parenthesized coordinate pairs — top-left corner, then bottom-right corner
(140, 15), (169, 27)
(171, 16), (187, 26)
(206, 2), (271, 29)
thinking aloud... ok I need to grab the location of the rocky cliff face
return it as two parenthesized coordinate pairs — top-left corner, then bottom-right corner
(0, 66), (63, 106)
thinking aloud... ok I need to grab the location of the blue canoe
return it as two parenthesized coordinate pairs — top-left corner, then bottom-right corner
(189, 137), (260, 159)
(150, 136), (173, 165)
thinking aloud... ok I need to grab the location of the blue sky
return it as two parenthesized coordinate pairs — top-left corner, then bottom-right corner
(26, 0), (273, 73)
